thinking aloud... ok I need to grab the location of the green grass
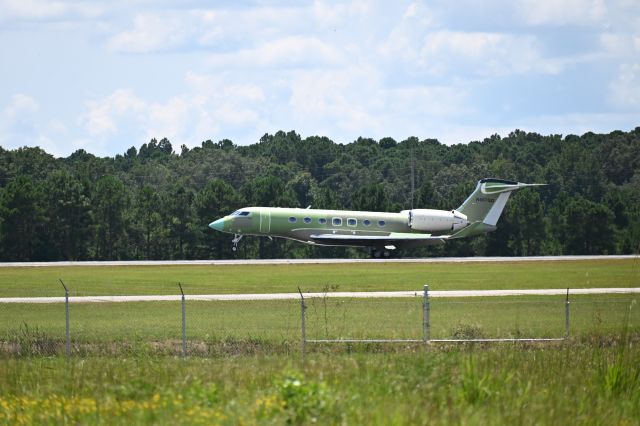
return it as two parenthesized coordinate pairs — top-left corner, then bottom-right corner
(1, 342), (639, 424)
(0, 259), (637, 355)
(1, 260), (639, 424)
(1, 295), (637, 356)
(0, 259), (638, 297)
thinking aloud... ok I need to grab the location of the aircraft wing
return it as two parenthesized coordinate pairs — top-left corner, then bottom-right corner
(309, 232), (448, 248)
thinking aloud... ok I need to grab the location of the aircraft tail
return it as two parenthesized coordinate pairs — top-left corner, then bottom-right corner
(455, 178), (545, 233)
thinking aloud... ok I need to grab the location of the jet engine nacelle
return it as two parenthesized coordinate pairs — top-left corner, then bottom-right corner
(406, 209), (469, 232)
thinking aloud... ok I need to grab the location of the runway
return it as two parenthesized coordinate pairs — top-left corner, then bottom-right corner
(1, 287), (638, 304)
(0, 255), (636, 267)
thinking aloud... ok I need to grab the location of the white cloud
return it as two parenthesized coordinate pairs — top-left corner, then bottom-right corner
(381, 5), (571, 79)
(379, 2), (436, 63)
(77, 75), (270, 150)
(198, 5), (310, 46)
(424, 32), (519, 76)
(0, 0), (102, 21)
(287, 65), (470, 141)
(288, 66), (383, 137)
(2, 93), (39, 119)
(417, 31), (564, 77)
(312, 0), (371, 27)
(46, 118), (66, 134)
(3, 1), (640, 157)
(146, 96), (190, 141)
(403, 2), (419, 19)
(107, 13), (190, 53)
(517, 0), (607, 26)
(600, 32), (640, 60)
(183, 72), (268, 142)
(0, 94), (72, 157)
(207, 36), (343, 69)
(609, 63), (640, 109)
(384, 85), (469, 117)
(107, 6), (312, 54)
(0, 94), (40, 146)
(80, 89), (146, 136)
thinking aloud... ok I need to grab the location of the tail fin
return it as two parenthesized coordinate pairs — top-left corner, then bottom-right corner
(456, 178), (545, 228)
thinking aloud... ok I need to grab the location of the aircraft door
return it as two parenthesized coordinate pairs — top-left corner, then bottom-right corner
(259, 209), (271, 233)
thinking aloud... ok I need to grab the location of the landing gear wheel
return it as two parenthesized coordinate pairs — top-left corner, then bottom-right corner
(383, 250), (391, 258)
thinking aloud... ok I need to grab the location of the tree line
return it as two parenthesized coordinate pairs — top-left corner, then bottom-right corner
(0, 128), (638, 260)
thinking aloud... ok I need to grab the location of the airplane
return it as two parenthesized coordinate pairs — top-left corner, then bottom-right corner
(208, 178), (545, 258)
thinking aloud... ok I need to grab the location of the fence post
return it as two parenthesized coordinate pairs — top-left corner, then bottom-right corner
(298, 287), (306, 363)
(179, 283), (186, 358)
(423, 284), (430, 344)
(565, 288), (570, 339)
(59, 279), (70, 357)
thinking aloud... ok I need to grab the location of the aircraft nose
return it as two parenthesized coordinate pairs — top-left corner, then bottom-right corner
(209, 218), (225, 231)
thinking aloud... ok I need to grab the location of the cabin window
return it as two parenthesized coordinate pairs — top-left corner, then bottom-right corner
(303, 217), (312, 224)
(378, 220), (386, 227)
(347, 218), (357, 226)
(332, 217), (342, 226)
(288, 217), (297, 223)
(319, 218), (327, 224)
(363, 219), (371, 226)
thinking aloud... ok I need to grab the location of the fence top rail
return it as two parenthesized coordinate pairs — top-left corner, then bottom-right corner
(1, 288), (638, 304)
(305, 338), (566, 344)
(430, 338), (566, 343)
(307, 339), (425, 343)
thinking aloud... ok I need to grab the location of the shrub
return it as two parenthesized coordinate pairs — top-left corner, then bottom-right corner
(451, 322), (485, 340)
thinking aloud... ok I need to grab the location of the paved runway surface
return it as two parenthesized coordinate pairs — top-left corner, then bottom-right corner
(1, 287), (638, 304)
(0, 255), (636, 267)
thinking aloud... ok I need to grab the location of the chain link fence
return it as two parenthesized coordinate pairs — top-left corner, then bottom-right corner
(0, 284), (637, 357)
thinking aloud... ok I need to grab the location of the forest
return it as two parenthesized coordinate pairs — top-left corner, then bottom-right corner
(0, 127), (638, 260)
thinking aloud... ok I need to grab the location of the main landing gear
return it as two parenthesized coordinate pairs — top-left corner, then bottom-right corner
(371, 248), (392, 258)
(231, 234), (243, 251)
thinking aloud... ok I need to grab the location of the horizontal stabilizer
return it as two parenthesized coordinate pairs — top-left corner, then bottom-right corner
(457, 179), (546, 225)
(448, 222), (496, 239)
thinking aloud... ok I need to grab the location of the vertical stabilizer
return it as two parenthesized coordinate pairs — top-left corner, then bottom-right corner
(456, 178), (544, 227)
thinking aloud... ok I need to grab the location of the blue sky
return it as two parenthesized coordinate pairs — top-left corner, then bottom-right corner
(1, 0), (639, 157)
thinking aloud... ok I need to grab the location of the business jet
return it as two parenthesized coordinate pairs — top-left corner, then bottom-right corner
(209, 178), (545, 257)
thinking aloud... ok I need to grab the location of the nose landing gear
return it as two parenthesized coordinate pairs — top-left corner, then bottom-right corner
(232, 234), (243, 251)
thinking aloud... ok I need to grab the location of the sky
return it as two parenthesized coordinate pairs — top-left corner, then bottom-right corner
(0, 0), (639, 158)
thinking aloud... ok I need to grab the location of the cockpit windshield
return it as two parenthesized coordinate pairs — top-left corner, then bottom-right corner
(231, 210), (251, 217)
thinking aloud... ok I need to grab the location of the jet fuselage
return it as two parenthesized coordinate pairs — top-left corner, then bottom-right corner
(208, 179), (545, 255)
(209, 207), (446, 246)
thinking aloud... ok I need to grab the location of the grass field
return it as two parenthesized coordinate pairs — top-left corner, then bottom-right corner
(0, 258), (638, 297)
(1, 342), (639, 425)
(1, 259), (639, 424)
(0, 259), (638, 353)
